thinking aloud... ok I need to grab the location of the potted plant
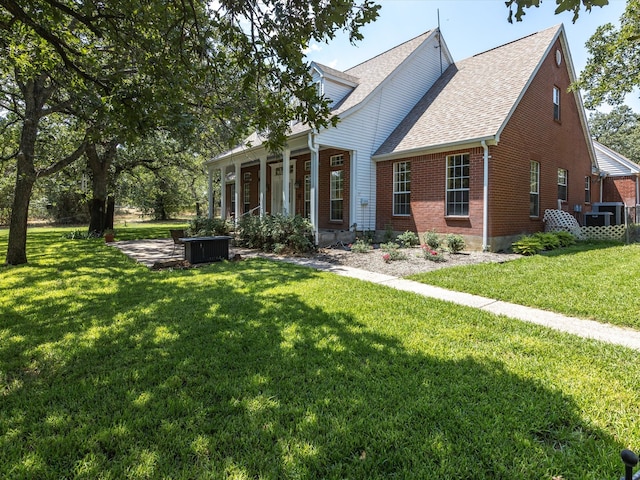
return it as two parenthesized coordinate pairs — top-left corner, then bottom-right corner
(104, 229), (115, 243)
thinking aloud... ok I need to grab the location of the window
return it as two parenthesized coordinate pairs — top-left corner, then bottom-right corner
(243, 172), (251, 181)
(243, 182), (251, 213)
(446, 154), (470, 216)
(330, 154), (344, 167)
(530, 161), (540, 217)
(304, 174), (311, 218)
(558, 168), (568, 201)
(585, 176), (591, 204)
(230, 184), (236, 215)
(330, 170), (343, 221)
(393, 162), (411, 216)
(305, 160), (310, 171)
(553, 86), (561, 121)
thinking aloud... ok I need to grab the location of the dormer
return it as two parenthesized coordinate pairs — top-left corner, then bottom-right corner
(310, 62), (359, 108)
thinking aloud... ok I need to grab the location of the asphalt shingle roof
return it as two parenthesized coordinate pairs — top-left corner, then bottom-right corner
(375, 25), (562, 157)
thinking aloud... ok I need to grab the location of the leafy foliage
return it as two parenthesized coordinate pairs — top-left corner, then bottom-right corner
(236, 214), (315, 254)
(512, 236), (545, 255)
(423, 229), (442, 250)
(380, 242), (407, 261)
(589, 106), (640, 163)
(505, 0), (610, 23)
(350, 238), (373, 253)
(445, 234), (466, 253)
(577, 0), (640, 109)
(397, 230), (420, 248)
(186, 217), (231, 237)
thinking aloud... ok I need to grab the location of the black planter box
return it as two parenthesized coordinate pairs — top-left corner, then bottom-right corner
(181, 236), (232, 264)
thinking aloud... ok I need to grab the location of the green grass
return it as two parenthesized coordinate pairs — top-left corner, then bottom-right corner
(1, 228), (640, 478)
(409, 242), (640, 329)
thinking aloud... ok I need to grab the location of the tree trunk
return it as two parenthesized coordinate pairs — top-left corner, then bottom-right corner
(105, 196), (115, 229)
(6, 155), (36, 265)
(86, 140), (118, 235)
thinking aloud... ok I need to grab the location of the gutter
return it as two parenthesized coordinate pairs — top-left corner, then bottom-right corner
(481, 140), (489, 252)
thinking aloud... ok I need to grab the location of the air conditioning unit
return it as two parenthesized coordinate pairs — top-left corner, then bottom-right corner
(584, 212), (612, 227)
(592, 202), (624, 225)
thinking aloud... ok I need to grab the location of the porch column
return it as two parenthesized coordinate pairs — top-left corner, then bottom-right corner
(234, 161), (241, 221)
(349, 150), (358, 230)
(282, 148), (291, 216)
(259, 155), (267, 217)
(207, 166), (214, 219)
(310, 142), (319, 242)
(219, 166), (226, 220)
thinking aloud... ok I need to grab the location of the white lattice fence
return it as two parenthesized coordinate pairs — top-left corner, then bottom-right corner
(579, 225), (627, 241)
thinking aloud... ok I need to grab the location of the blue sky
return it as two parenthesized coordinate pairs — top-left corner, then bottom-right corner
(306, 0), (638, 112)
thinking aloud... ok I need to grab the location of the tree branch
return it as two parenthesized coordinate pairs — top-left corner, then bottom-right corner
(36, 139), (87, 178)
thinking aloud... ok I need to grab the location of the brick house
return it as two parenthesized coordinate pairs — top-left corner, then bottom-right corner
(593, 140), (640, 207)
(206, 24), (597, 251)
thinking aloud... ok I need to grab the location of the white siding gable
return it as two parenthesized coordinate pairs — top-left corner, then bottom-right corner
(317, 32), (452, 230)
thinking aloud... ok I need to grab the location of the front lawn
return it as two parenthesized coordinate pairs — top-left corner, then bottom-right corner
(409, 242), (640, 330)
(1, 227), (639, 478)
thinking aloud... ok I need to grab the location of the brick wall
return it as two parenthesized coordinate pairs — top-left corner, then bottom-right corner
(603, 176), (638, 205)
(376, 38), (594, 250)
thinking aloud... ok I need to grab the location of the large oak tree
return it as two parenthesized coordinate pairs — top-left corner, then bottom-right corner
(0, 0), (380, 265)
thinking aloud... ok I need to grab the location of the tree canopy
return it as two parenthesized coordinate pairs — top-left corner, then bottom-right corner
(589, 105), (640, 162)
(575, 0), (640, 109)
(0, 0), (380, 265)
(505, 0), (610, 23)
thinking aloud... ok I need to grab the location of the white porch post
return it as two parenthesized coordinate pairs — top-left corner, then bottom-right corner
(259, 155), (267, 217)
(234, 161), (241, 221)
(219, 166), (226, 220)
(349, 150), (357, 231)
(282, 148), (291, 216)
(310, 141), (319, 242)
(207, 166), (214, 219)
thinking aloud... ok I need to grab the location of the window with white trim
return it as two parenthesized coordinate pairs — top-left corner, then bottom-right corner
(330, 170), (343, 221)
(305, 160), (310, 171)
(585, 176), (591, 204)
(330, 154), (344, 167)
(304, 174), (311, 218)
(393, 161), (411, 216)
(558, 168), (568, 201)
(530, 161), (540, 217)
(446, 154), (470, 216)
(553, 86), (561, 121)
(243, 182), (251, 213)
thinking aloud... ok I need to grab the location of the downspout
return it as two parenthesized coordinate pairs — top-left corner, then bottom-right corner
(600, 172), (606, 203)
(308, 132), (320, 244)
(481, 140), (489, 252)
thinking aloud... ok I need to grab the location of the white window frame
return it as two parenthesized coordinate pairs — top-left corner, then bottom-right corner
(330, 170), (343, 221)
(530, 161), (540, 217)
(446, 154), (470, 216)
(243, 182), (251, 213)
(304, 174), (311, 218)
(393, 162), (411, 216)
(585, 176), (591, 204)
(553, 86), (561, 121)
(330, 154), (344, 167)
(558, 168), (568, 201)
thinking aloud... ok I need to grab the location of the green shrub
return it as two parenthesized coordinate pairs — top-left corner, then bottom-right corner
(350, 238), (372, 253)
(236, 214), (315, 254)
(554, 231), (576, 247)
(384, 224), (394, 243)
(186, 217), (231, 237)
(397, 230), (420, 248)
(61, 229), (101, 240)
(445, 234), (465, 253)
(512, 236), (544, 255)
(421, 245), (446, 262)
(424, 229), (441, 250)
(533, 232), (561, 250)
(380, 242), (407, 261)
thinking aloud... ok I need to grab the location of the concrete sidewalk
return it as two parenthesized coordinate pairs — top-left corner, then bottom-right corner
(112, 239), (640, 352)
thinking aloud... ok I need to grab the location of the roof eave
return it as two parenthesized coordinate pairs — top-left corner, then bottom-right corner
(373, 136), (499, 162)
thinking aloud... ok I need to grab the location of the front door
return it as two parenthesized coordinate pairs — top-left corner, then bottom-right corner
(270, 162), (296, 215)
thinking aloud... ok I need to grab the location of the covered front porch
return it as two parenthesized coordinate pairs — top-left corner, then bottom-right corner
(206, 133), (360, 245)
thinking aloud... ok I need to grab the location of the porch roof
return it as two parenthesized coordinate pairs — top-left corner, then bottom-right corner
(594, 140), (640, 177)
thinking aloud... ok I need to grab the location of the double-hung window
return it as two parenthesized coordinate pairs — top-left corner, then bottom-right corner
(304, 174), (311, 218)
(558, 168), (568, 202)
(243, 182), (251, 213)
(393, 161), (411, 216)
(330, 170), (343, 221)
(446, 154), (470, 216)
(530, 161), (540, 217)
